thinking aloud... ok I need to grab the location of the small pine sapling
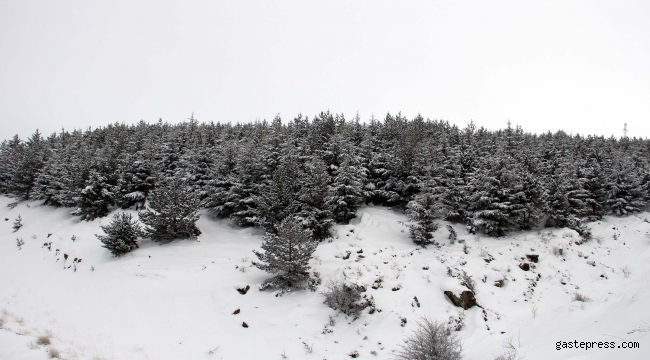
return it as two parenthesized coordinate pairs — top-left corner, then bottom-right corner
(16, 238), (24, 250)
(12, 214), (22, 232)
(447, 225), (457, 244)
(96, 213), (143, 256)
(252, 217), (318, 295)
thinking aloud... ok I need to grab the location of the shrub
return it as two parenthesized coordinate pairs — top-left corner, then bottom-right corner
(96, 213), (142, 256)
(36, 335), (51, 345)
(572, 292), (591, 302)
(322, 279), (372, 317)
(48, 348), (61, 359)
(394, 317), (463, 360)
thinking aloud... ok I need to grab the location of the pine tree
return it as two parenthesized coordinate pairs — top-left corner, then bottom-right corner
(255, 154), (303, 233)
(252, 217), (318, 294)
(12, 214), (22, 232)
(115, 152), (155, 209)
(72, 169), (114, 221)
(138, 178), (202, 242)
(96, 212), (142, 256)
(405, 186), (440, 247)
(607, 164), (646, 216)
(298, 159), (334, 240)
(327, 153), (365, 224)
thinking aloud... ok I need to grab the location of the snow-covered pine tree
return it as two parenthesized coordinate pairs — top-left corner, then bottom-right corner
(255, 152), (303, 233)
(96, 212), (142, 256)
(298, 158), (334, 240)
(224, 140), (265, 227)
(115, 152), (155, 209)
(72, 169), (114, 221)
(12, 214), (22, 232)
(252, 217), (318, 294)
(466, 163), (519, 237)
(607, 163), (646, 216)
(7, 130), (47, 200)
(138, 178), (202, 242)
(544, 176), (571, 228)
(405, 177), (440, 247)
(326, 151), (365, 224)
(177, 145), (215, 201)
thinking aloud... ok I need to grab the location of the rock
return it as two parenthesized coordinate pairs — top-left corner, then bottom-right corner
(444, 290), (477, 310)
(392, 285), (401, 291)
(237, 285), (250, 295)
(357, 249), (363, 254)
(494, 279), (505, 288)
(233, 309), (240, 315)
(242, 322), (248, 328)
(413, 296), (421, 308)
(519, 263), (530, 271)
(526, 254), (539, 263)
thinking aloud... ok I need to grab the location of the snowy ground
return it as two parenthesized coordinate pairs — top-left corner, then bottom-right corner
(1, 196), (649, 359)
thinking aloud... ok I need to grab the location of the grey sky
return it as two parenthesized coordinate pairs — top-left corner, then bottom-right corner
(1, 0), (649, 140)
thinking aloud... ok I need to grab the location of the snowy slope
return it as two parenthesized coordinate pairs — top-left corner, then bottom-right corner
(1, 196), (649, 359)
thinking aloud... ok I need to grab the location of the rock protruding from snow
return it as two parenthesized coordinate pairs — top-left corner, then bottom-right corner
(444, 290), (477, 310)
(526, 254), (539, 263)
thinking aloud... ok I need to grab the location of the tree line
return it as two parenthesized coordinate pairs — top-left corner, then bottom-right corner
(1, 112), (648, 245)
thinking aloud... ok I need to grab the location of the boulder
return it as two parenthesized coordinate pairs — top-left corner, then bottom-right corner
(444, 290), (477, 310)
(519, 263), (531, 271)
(526, 254), (539, 263)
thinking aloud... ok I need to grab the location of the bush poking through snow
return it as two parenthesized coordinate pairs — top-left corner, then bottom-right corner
(394, 317), (464, 360)
(16, 237), (24, 250)
(253, 217), (317, 295)
(572, 292), (591, 302)
(460, 270), (477, 294)
(322, 279), (372, 317)
(96, 213), (142, 257)
(36, 335), (51, 345)
(48, 348), (61, 359)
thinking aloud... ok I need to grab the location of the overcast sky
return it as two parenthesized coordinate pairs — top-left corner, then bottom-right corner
(1, 0), (649, 140)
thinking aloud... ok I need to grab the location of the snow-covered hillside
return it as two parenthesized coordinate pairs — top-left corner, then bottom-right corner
(1, 197), (649, 359)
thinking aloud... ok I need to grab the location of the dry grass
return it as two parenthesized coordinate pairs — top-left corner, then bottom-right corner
(37, 335), (52, 345)
(48, 347), (61, 359)
(572, 292), (592, 302)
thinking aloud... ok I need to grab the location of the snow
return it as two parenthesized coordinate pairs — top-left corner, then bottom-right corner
(1, 196), (649, 359)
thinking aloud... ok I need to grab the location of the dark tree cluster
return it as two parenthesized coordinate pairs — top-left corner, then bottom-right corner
(0, 114), (648, 246)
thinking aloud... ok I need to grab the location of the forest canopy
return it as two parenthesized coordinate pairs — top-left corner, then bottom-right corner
(1, 112), (648, 238)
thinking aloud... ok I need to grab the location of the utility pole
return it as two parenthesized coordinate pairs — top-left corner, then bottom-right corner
(623, 123), (628, 138)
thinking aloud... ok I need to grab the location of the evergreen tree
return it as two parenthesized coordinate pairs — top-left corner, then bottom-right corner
(326, 152), (365, 224)
(96, 212), (142, 256)
(255, 154), (303, 233)
(298, 159), (334, 240)
(72, 169), (114, 221)
(115, 152), (155, 209)
(607, 164), (646, 215)
(405, 179), (440, 247)
(252, 217), (318, 294)
(12, 214), (22, 232)
(139, 178), (202, 242)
